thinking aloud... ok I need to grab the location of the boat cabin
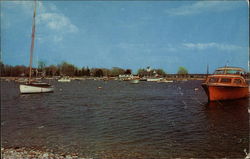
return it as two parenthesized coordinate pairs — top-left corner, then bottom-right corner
(206, 76), (247, 86)
(213, 67), (246, 75)
(205, 67), (248, 86)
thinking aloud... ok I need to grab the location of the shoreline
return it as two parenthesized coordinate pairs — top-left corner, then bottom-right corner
(1, 147), (90, 159)
(0, 76), (206, 81)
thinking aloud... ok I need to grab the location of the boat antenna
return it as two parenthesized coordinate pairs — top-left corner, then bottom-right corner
(28, 0), (37, 84)
(206, 64), (209, 75)
(225, 60), (229, 68)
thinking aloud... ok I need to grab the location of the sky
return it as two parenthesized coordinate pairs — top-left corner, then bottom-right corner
(1, 0), (249, 74)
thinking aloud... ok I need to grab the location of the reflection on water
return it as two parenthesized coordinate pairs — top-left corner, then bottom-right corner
(1, 80), (249, 158)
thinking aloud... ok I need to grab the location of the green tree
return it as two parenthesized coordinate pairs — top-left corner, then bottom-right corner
(38, 61), (46, 70)
(137, 68), (147, 77)
(45, 65), (58, 76)
(94, 69), (104, 77)
(59, 61), (77, 76)
(85, 67), (90, 76)
(110, 67), (125, 76)
(101, 68), (111, 77)
(124, 69), (132, 75)
(0, 61), (4, 76)
(12, 65), (28, 77)
(177, 66), (188, 74)
(155, 69), (166, 76)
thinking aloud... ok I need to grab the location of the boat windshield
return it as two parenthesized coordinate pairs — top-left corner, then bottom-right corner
(214, 69), (245, 75)
(214, 70), (224, 74)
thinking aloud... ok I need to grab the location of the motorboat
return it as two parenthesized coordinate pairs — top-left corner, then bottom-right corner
(58, 77), (71, 82)
(202, 67), (249, 101)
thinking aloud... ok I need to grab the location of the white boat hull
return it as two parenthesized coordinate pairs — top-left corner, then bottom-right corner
(157, 80), (174, 83)
(147, 78), (163, 82)
(58, 79), (71, 82)
(130, 79), (139, 84)
(20, 84), (54, 94)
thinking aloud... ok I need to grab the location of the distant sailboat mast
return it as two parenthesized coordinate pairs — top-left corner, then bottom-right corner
(28, 0), (37, 84)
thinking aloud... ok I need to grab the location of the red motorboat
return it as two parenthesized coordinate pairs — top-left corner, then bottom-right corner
(202, 67), (249, 101)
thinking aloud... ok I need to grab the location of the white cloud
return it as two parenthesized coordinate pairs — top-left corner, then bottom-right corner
(3, 1), (78, 42)
(182, 42), (243, 51)
(166, 1), (241, 16)
(37, 13), (78, 33)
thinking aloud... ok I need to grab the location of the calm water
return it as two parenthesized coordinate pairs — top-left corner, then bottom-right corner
(1, 79), (249, 158)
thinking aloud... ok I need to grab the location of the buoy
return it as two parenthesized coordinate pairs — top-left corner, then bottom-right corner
(194, 88), (199, 91)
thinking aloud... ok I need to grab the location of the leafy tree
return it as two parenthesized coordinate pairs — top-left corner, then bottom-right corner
(38, 61), (46, 70)
(60, 61), (77, 76)
(95, 69), (104, 77)
(101, 68), (111, 77)
(177, 66), (188, 74)
(45, 65), (58, 76)
(155, 69), (166, 76)
(12, 65), (28, 77)
(110, 67), (125, 76)
(85, 67), (90, 76)
(124, 69), (132, 75)
(91, 68), (104, 77)
(0, 61), (4, 76)
(137, 68), (147, 77)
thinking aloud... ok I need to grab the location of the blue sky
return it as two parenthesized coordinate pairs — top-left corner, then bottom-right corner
(1, 0), (249, 73)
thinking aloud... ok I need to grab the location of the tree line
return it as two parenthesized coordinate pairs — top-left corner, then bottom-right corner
(0, 61), (188, 77)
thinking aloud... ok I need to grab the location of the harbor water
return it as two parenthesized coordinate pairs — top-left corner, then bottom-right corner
(1, 80), (249, 158)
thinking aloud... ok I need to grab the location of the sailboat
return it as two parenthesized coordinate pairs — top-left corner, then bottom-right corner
(20, 0), (54, 94)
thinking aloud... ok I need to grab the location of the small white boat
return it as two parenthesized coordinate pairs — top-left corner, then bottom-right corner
(15, 78), (28, 83)
(157, 79), (174, 83)
(147, 78), (163, 82)
(20, 82), (54, 94)
(58, 78), (71, 82)
(130, 79), (139, 84)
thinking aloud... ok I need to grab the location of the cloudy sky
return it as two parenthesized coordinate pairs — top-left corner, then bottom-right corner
(1, 0), (249, 73)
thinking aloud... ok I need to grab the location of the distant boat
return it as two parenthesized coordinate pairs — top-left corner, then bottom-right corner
(19, 0), (54, 94)
(147, 78), (163, 82)
(157, 79), (174, 83)
(130, 79), (139, 84)
(139, 77), (147, 81)
(16, 78), (28, 83)
(202, 66), (249, 101)
(58, 77), (71, 82)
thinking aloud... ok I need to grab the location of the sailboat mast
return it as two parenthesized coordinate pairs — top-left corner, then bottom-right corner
(28, 0), (37, 83)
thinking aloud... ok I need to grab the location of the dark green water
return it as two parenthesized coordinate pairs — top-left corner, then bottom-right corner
(1, 80), (249, 158)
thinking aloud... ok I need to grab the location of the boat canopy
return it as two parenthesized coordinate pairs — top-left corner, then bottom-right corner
(214, 67), (246, 75)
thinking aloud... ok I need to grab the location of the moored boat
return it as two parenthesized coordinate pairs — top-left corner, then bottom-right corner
(157, 79), (174, 83)
(202, 67), (249, 101)
(147, 78), (163, 82)
(58, 77), (71, 82)
(20, 82), (54, 94)
(130, 79), (139, 84)
(19, 0), (54, 94)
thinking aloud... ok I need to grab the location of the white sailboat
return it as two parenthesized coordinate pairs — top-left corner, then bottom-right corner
(20, 0), (54, 94)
